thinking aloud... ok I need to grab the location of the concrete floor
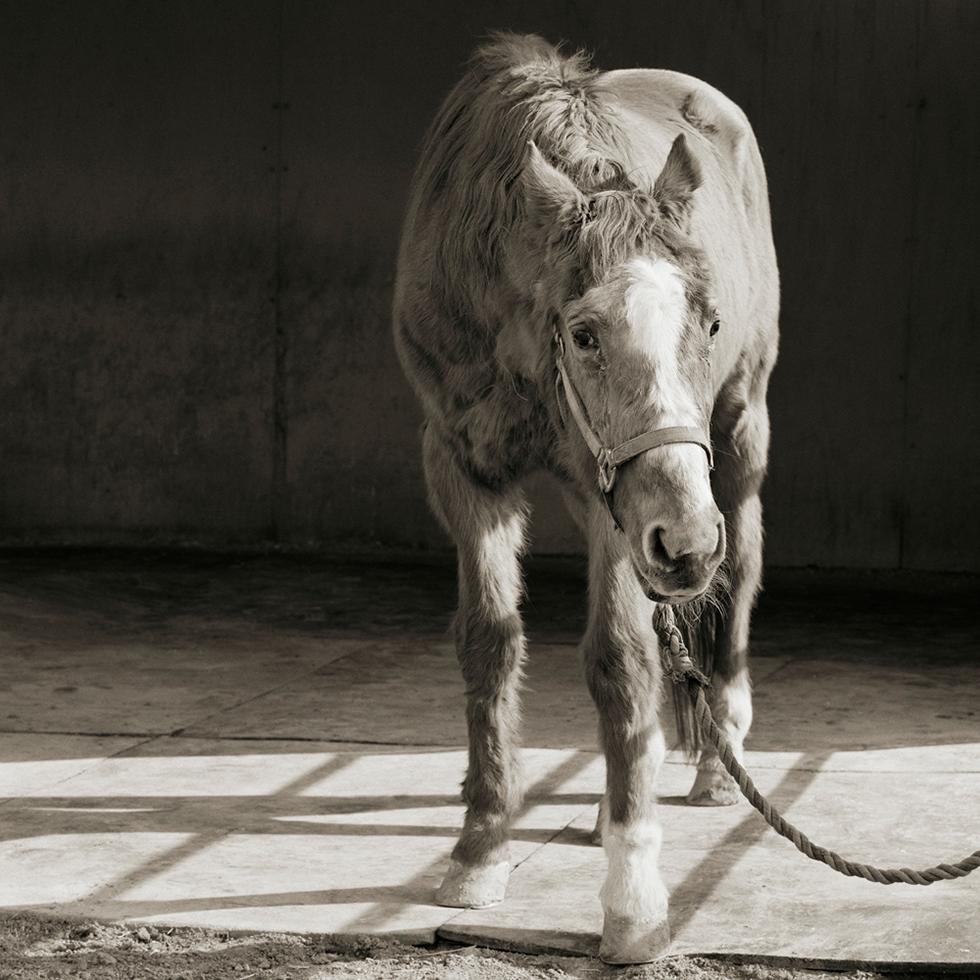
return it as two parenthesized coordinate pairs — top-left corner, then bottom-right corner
(0, 552), (978, 972)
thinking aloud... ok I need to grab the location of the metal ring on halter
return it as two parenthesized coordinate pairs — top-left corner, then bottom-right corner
(597, 450), (617, 493)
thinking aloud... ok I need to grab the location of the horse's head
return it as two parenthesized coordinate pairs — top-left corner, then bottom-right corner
(523, 135), (723, 602)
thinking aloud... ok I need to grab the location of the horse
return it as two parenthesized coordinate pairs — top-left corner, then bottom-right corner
(393, 33), (779, 963)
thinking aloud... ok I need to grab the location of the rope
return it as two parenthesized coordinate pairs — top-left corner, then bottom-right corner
(653, 604), (980, 886)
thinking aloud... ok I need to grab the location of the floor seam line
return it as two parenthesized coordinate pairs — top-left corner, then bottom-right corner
(0, 730), (452, 749)
(0, 732), (162, 808)
(174, 642), (387, 736)
(435, 802), (596, 936)
(171, 667), (335, 735)
(749, 658), (797, 687)
(512, 804), (594, 872)
(173, 735), (451, 747)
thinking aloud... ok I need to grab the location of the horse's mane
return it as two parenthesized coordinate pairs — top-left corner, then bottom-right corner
(410, 33), (636, 313)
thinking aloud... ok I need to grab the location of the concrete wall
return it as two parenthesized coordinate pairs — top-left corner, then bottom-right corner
(1, 1), (977, 569)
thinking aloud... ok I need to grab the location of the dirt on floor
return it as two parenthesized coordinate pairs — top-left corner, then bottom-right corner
(0, 915), (941, 980)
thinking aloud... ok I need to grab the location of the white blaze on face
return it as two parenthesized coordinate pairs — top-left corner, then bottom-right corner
(623, 256), (714, 522)
(623, 256), (699, 427)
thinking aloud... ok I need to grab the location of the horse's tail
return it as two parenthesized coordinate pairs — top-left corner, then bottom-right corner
(667, 603), (718, 759)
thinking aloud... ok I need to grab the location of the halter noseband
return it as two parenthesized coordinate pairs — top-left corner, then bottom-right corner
(553, 328), (713, 530)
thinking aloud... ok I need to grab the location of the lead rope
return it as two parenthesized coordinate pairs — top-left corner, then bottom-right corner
(653, 604), (980, 885)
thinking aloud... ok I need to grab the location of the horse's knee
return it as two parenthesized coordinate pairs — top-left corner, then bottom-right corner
(454, 608), (525, 737)
(455, 608), (524, 669)
(592, 726), (665, 844)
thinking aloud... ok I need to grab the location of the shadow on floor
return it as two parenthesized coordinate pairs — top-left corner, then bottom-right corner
(0, 551), (977, 965)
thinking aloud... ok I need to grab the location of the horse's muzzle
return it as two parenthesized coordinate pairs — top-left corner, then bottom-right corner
(638, 512), (726, 602)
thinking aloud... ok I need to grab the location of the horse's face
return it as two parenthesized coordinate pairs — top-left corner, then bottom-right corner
(557, 255), (723, 601)
(524, 136), (724, 602)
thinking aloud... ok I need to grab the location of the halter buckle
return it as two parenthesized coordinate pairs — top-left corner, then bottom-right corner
(597, 450), (617, 494)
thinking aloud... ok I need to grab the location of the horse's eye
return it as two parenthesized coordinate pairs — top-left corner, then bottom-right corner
(572, 328), (598, 350)
(709, 317), (721, 337)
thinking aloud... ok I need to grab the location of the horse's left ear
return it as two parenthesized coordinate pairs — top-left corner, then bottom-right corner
(522, 141), (589, 226)
(653, 134), (702, 229)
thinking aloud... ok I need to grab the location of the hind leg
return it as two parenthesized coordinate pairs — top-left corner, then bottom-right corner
(687, 388), (769, 806)
(424, 426), (529, 907)
(686, 493), (760, 804)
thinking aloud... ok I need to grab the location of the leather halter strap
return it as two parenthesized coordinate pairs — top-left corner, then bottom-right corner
(553, 330), (713, 526)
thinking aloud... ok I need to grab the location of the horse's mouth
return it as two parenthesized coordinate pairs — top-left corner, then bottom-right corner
(635, 567), (710, 607)
(644, 586), (705, 606)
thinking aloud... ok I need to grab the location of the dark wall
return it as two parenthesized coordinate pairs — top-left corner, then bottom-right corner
(1, 1), (977, 569)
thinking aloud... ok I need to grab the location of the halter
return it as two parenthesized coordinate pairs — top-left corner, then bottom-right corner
(553, 328), (713, 530)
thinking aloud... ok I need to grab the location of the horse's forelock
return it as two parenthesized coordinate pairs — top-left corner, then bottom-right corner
(411, 32), (708, 318)
(548, 206), (713, 339)
(569, 191), (703, 289)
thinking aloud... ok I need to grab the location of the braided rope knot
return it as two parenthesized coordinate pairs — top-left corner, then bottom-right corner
(655, 605), (710, 687)
(652, 602), (980, 887)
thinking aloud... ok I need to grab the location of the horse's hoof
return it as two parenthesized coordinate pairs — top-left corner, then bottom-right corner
(435, 858), (510, 909)
(599, 913), (671, 964)
(686, 768), (740, 806)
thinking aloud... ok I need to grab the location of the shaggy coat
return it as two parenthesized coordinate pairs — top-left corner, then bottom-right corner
(394, 34), (778, 964)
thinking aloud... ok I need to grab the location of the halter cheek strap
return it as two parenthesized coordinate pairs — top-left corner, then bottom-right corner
(553, 330), (713, 529)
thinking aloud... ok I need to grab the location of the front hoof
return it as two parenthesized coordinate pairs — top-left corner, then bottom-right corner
(686, 766), (740, 806)
(435, 858), (510, 909)
(599, 912), (671, 964)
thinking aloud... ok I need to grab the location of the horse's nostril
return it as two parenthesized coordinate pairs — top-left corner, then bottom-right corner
(648, 526), (674, 567)
(712, 518), (725, 560)
(652, 518), (721, 565)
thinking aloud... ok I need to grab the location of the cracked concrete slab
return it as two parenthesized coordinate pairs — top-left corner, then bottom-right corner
(0, 743), (600, 942)
(0, 555), (977, 970)
(442, 763), (980, 968)
(0, 733), (147, 797)
(185, 640), (792, 749)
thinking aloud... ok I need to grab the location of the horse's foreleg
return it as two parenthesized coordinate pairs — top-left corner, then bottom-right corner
(584, 509), (670, 964)
(423, 426), (528, 908)
(561, 488), (612, 845)
(688, 395), (769, 806)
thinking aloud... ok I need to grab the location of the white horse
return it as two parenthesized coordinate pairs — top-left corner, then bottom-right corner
(394, 33), (778, 963)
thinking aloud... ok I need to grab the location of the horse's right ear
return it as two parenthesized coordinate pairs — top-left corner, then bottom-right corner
(653, 134), (702, 229)
(522, 142), (588, 224)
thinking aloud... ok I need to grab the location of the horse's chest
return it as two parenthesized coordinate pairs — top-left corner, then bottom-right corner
(448, 375), (553, 485)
